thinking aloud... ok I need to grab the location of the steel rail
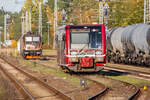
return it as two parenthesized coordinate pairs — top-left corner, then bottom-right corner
(87, 75), (140, 100)
(104, 65), (143, 100)
(32, 58), (139, 100)
(0, 56), (74, 100)
(30, 59), (108, 100)
(102, 66), (141, 100)
(84, 77), (108, 100)
(123, 80), (140, 100)
(106, 65), (150, 78)
(0, 65), (35, 100)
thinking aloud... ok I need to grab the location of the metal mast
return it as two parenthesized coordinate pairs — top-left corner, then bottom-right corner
(21, 13), (25, 34)
(99, 0), (104, 24)
(144, 0), (146, 23)
(39, 2), (42, 36)
(149, 0), (150, 22)
(53, 0), (57, 49)
(4, 14), (10, 42)
(4, 15), (7, 42)
(144, 0), (150, 23)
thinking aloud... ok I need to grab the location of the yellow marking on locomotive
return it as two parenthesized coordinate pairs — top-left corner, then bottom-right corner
(14, 49), (18, 57)
(143, 54), (149, 57)
(26, 56), (40, 59)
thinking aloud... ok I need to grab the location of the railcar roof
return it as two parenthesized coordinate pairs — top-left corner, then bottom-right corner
(57, 24), (104, 29)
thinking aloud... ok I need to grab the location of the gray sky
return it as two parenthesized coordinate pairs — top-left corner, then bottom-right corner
(0, 0), (47, 13)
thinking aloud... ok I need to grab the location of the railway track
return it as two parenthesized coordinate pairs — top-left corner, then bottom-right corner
(29, 58), (140, 100)
(28, 58), (109, 100)
(0, 56), (73, 100)
(82, 75), (140, 100)
(30, 58), (140, 100)
(1, 54), (141, 100)
(105, 64), (150, 81)
(0, 65), (35, 100)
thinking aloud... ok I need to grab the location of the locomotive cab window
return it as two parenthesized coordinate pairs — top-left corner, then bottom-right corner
(25, 37), (32, 42)
(33, 37), (40, 42)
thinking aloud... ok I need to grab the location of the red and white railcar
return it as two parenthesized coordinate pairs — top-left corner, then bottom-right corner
(56, 24), (106, 72)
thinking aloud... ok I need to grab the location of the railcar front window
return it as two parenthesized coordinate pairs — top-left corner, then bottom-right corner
(71, 33), (89, 44)
(70, 26), (102, 49)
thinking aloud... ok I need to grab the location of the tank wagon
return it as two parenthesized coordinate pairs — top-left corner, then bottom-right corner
(18, 32), (42, 59)
(107, 24), (150, 65)
(56, 24), (106, 72)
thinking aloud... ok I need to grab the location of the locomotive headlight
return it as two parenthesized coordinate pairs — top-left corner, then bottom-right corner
(96, 51), (102, 55)
(24, 52), (29, 54)
(36, 52), (41, 54)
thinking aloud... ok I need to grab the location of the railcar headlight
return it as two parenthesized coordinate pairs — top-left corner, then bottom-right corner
(71, 51), (78, 55)
(96, 51), (102, 55)
(69, 57), (78, 62)
(95, 57), (104, 62)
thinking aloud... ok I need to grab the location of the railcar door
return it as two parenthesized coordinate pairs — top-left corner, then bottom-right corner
(57, 30), (66, 65)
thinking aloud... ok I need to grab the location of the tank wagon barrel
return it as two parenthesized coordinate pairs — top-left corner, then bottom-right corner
(107, 24), (150, 65)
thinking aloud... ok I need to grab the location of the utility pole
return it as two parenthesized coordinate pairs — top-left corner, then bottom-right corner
(4, 14), (10, 42)
(4, 15), (6, 42)
(53, 0), (57, 49)
(39, 2), (42, 37)
(0, 31), (1, 49)
(29, 8), (32, 32)
(47, 21), (50, 46)
(144, 0), (150, 23)
(148, 0), (150, 22)
(0, 27), (2, 49)
(144, 0), (146, 23)
(21, 13), (25, 34)
(99, 0), (104, 24)
(26, 11), (29, 32)
(104, 3), (109, 31)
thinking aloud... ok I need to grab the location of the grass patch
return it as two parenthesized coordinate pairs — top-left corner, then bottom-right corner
(108, 75), (150, 86)
(0, 86), (4, 98)
(48, 59), (57, 64)
(42, 49), (57, 56)
(21, 58), (88, 86)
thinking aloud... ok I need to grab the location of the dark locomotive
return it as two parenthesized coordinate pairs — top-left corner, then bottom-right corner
(107, 24), (150, 66)
(18, 32), (42, 59)
(56, 24), (106, 72)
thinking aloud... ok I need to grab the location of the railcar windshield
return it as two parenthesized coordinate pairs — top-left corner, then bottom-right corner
(70, 26), (102, 49)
